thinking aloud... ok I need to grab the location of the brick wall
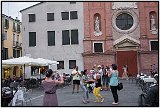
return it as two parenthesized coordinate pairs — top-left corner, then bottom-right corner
(83, 54), (115, 70)
(140, 53), (158, 72)
(83, 2), (158, 73)
(139, 2), (158, 39)
(140, 38), (149, 51)
(138, 2), (158, 74)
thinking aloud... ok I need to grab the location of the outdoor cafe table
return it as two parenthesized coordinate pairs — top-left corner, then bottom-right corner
(142, 77), (156, 87)
(142, 77), (156, 83)
(139, 76), (145, 79)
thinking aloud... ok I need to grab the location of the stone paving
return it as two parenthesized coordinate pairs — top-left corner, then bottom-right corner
(24, 79), (142, 106)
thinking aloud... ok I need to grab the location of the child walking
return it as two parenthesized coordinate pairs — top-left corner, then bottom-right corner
(93, 74), (104, 102)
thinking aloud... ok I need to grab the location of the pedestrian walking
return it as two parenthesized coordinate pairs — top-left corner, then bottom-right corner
(122, 65), (129, 80)
(104, 65), (110, 90)
(108, 64), (119, 105)
(71, 66), (81, 94)
(93, 74), (104, 102)
(101, 65), (106, 90)
(80, 69), (90, 104)
(42, 69), (64, 106)
(101, 65), (108, 90)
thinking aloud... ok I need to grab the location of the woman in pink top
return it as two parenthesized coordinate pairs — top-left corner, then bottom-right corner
(42, 69), (64, 106)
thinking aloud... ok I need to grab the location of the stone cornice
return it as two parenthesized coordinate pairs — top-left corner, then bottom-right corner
(82, 50), (116, 56)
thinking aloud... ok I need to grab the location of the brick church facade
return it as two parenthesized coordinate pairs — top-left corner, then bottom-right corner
(82, 2), (158, 77)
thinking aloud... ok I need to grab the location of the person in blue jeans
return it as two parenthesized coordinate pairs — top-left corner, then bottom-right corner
(108, 64), (119, 105)
(80, 70), (90, 104)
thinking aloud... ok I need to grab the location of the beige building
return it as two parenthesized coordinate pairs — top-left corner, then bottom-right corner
(2, 14), (22, 79)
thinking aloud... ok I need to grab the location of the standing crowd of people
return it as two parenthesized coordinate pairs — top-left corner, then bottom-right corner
(42, 64), (121, 106)
(71, 64), (120, 105)
(39, 63), (158, 106)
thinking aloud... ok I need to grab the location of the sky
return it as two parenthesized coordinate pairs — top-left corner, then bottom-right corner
(2, 2), (40, 21)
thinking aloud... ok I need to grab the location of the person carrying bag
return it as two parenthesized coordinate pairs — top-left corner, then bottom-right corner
(108, 64), (119, 105)
(117, 82), (123, 91)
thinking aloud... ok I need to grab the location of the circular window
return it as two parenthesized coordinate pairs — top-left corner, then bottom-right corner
(116, 13), (133, 30)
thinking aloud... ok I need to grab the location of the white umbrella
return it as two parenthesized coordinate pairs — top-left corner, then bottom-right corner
(36, 58), (59, 65)
(34, 58), (59, 82)
(3, 56), (33, 65)
(2, 56), (59, 80)
(2, 56), (48, 79)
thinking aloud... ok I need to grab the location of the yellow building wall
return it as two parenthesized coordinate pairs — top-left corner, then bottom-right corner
(3, 16), (22, 59)
(3, 18), (13, 59)
(2, 16), (4, 45)
(2, 15), (22, 79)
(2, 17), (4, 61)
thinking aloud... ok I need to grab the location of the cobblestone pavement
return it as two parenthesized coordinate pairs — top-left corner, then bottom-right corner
(23, 79), (142, 106)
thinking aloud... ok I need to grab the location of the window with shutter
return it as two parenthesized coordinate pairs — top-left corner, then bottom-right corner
(61, 12), (69, 20)
(29, 32), (36, 47)
(69, 60), (76, 69)
(70, 11), (78, 20)
(48, 31), (55, 46)
(94, 43), (103, 53)
(5, 19), (9, 28)
(62, 30), (70, 45)
(150, 41), (158, 51)
(13, 22), (16, 31)
(29, 14), (36, 22)
(17, 24), (20, 32)
(3, 48), (8, 60)
(71, 29), (78, 44)
(13, 49), (16, 58)
(47, 13), (54, 21)
(4, 31), (7, 40)
(57, 61), (64, 69)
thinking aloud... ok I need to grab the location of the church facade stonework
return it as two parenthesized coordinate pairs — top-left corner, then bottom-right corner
(20, 2), (158, 75)
(83, 2), (158, 76)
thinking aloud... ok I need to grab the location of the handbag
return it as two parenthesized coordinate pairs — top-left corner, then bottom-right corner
(117, 82), (123, 91)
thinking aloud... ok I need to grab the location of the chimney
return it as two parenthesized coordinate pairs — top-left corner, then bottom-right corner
(15, 17), (20, 22)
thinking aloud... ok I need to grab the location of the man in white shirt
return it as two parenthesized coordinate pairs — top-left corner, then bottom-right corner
(72, 66), (81, 94)
(97, 65), (103, 88)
